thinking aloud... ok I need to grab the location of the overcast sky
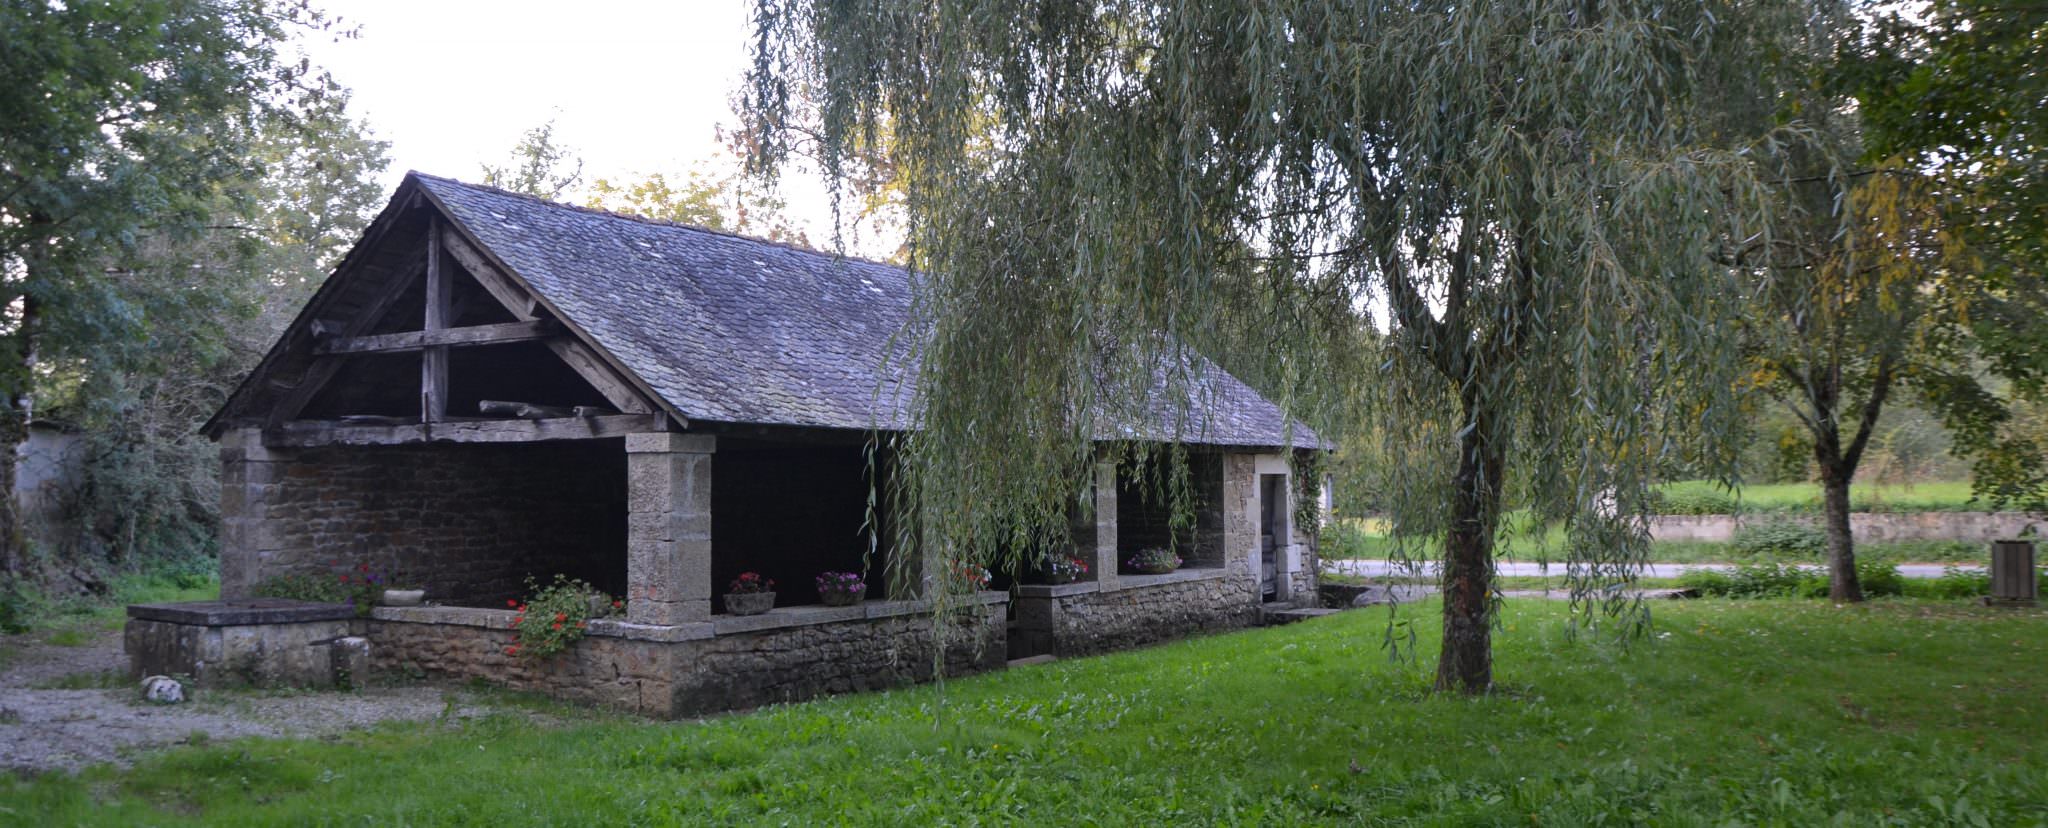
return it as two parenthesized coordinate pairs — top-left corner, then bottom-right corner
(296, 0), (861, 250)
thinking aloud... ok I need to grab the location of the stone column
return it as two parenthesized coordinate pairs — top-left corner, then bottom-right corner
(1221, 453), (1259, 586)
(625, 433), (714, 625)
(1089, 461), (1119, 591)
(218, 428), (289, 599)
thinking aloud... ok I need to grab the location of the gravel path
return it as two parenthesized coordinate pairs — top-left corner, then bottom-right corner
(0, 630), (530, 775)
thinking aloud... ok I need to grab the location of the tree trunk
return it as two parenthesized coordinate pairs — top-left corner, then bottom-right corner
(1818, 465), (1864, 602)
(1436, 402), (1503, 694)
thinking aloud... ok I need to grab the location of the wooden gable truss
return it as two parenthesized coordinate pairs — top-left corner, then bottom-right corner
(207, 186), (680, 448)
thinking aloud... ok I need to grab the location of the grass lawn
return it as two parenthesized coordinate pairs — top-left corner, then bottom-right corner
(0, 573), (217, 671)
(4, 598), (2043, 825)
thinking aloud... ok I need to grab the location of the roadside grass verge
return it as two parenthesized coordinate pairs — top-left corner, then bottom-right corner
(3, 598), (2042, 825)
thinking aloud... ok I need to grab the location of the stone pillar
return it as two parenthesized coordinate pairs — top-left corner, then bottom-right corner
(218, 428), (289, 599)
(1221, 453), (1259, 585)
(1089, 461), (1119, 591)
(625, 433), (715, 625)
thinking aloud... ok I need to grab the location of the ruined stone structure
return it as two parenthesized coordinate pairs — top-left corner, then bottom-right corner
(169, 172), (1323, 717)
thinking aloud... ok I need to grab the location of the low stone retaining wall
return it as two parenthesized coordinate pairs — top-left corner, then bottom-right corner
(1011, 569), (1261, 659)
(1651, 512), (2040, 544)
(126, 599), (359, 688)
(367, 594), (1009, 718)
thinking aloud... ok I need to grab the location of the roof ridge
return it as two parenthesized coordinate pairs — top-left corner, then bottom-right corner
(404, 170), (909, 273)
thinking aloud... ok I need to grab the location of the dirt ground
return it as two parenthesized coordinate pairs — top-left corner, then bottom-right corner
(0, 629), (533, 775)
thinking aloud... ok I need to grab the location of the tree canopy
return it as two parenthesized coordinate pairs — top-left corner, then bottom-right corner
(744, 0), (1823, 691)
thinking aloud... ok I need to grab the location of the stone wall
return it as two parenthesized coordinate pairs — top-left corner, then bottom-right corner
(1016, 571), (1261, 658)
(367, 600), (1007, 718)
(222, 435), (627, 606)
(1649, 512), (2042, 544)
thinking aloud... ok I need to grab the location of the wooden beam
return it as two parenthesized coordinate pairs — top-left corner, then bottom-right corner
(269, 256), (426, 426)
(314, 320), (561, 355)
(478, 399), (575, 419)
(441, 230), (539, 321)
(545, 339), (655, 415)
(264, 414), (671, 448)
(422, 217), (449, 423)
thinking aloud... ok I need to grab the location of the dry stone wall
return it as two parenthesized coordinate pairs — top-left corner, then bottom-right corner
(221, 434), (626, 606)
(367, 603), (1006, 718)
(1030, 574), (1261, 658)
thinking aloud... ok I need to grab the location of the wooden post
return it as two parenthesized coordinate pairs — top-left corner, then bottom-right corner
(1987, 539), (2039, 608)
(421, 217), (449, 423)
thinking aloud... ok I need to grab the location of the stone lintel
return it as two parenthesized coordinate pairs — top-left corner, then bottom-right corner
(625, 432), (716, 454)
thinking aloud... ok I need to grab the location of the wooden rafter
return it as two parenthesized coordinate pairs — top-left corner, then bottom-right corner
(268, 256), (426, 426)
(313, 319), (562, 355)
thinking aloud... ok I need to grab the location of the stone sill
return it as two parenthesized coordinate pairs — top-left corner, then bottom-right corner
(1014, 582), (1099, 599)
(1116, 568), (1232, 589)
(371, 591), (1009, 641)
(131, 599), (356, 626)
(712, 591), (1008, 635)
(370, 605), (715, 643)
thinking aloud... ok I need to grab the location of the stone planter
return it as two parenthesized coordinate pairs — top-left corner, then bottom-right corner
(1129, 564), (1178, 576)
(378, 589), (425, 607)
(1044, 571), (1080, 585)
(724, 591), (776, 616)
(819, 591), (864, 607)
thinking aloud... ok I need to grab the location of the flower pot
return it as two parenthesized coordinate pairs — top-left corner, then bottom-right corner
(819, 591), (864, 607)
(1130, 564), (1178, 576)
(378, 589), (425, 607)
(724, 591), (776, 616)
(1045, 571), (1080, 585)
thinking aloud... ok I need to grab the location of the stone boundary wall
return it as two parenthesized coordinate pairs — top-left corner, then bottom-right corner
(366, 598), (1007, 718)
(1651, 512), (2042, 544)
(1014, 570), (1261, 659)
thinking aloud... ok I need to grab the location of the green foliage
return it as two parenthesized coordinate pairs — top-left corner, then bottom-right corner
(744, 0), (1824, 691)
(1731, 520), (1829, 559)
(5, 600), (2047, 823)
(1902, 566), (1992, 600)
(249, 573), (348, 604)
(1855, 560), (1905, 598)
(586, 159), (809, 246)
(480, 118), (584, 200)
(508, 575), (617, 661)
(1679, 562), (1819, 598)
(1654, 479), (1984, 515)
(249, 563), (386, 617)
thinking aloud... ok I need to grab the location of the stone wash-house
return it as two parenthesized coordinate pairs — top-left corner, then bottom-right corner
(195, 172), (1323, 717)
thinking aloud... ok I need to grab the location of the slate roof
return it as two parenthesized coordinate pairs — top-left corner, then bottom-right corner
(412, 172), (1320, 449)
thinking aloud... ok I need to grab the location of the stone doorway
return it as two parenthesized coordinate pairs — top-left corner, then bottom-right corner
(1259, 474), (1288, 601)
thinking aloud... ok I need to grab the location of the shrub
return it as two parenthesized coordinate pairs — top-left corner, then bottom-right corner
(1675, 569), (1735, 597)
(252, 572), (350, 604)
(250, 561), (389, 617)
(1125, 548), (1183, 572)
(1731, 520), (1827, 559)
(1725, 562), (1820, 598)
(506, 575), (615, 660)
(1903, 566), (1992, 600)
(1856, 560), (1904, 597)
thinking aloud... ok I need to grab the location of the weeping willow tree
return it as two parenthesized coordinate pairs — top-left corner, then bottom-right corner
(745, 1), (1808, 692)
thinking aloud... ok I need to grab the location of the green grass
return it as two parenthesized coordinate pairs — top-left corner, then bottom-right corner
(3, 599), (2043, 825)
(0, 573), (219, 669)
(1327, 521), (1995, 565)
(1656, 479), (1986, 514)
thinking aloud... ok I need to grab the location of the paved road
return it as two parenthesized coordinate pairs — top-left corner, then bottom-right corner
(1327, 559), (1980, 580)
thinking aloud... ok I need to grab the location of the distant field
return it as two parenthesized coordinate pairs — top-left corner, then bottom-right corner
(1653, 479), (1983, 515)
(1323, 519), (1989, 564)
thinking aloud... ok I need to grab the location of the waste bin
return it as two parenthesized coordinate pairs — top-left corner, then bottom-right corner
(1987, 539), (2039, 608)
